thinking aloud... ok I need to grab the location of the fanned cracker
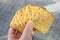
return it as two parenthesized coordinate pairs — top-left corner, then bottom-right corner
(10, 4), (55, 34)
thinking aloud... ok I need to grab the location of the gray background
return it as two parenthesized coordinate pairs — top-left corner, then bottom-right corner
(0, 0), (60, 40)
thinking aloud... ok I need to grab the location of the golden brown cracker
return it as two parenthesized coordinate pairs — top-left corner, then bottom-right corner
(10, 4), (55, 34)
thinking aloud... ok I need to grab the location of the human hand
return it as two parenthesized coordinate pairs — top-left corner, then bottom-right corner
(8, 21), (34, 40)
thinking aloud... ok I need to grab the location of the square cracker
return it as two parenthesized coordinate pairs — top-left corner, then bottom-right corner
(10, 4), (55, 34)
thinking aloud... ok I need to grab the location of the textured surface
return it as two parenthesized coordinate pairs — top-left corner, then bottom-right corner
(0, 0), (60, 40)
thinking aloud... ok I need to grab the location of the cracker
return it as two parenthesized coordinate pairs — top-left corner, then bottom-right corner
(10, 4), (55, 34)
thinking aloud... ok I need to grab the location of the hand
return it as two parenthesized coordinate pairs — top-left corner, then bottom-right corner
(8, 21), (34, 40)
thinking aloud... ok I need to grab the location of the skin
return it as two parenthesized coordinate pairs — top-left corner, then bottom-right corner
(8, 21), (35, 40)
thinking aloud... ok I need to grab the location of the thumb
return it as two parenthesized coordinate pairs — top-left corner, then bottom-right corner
(19, 21), (33, 40)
